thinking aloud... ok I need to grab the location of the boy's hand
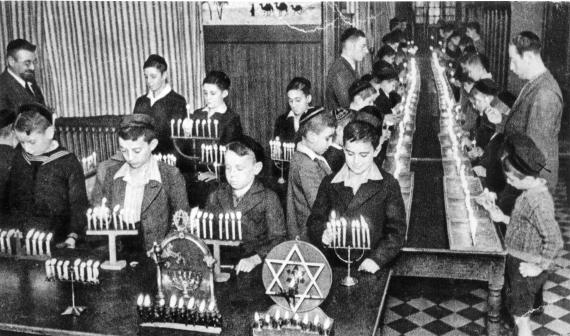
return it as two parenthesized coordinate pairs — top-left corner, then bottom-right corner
(519, 262), (543, 277)
(487, 205), (509, 224)
(467, 146), (484, 159)
(322, 226), (334, 246)
(358, 258), (380, 274)
(473, 165), (487, 177)
(56, 237), (76, 249)
(197, 171), (217, 182)
(235, 254), (262, 274)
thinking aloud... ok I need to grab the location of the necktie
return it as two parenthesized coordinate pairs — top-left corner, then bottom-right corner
(25, 82), (35, 97)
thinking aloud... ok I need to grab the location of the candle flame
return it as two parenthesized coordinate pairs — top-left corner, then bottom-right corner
(294, 313), (300, 321)
(284, 311), (290, 320)
(143, 294), (151, 307)
(313, 314), (320, 325)
(177, 297), (185, 309)
(208, 300), (216, 312)
(254, 312), (260, 320)
(323, 318), (332, 329)
(265, 313), (271, 323)
(275, 310), (280, 320)
(198, 300), (206, 312)
(169, 295), (177, 308)
(187, 297), (195, 309)
(302, 313), (309, 324)
(137, 294), (144, 306)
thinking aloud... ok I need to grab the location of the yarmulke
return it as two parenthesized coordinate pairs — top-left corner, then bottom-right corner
(300, 106), (326, 125)
(505, 133), (548, 176)
(333, 107), (355, 124)
(374, 66), (399, 82)
(17, 103), (53, 125)
(356, 110), (382, 129)
(348, 79), (374, 101)
(473, 79), (498, 96)
(121, 114), (156, 131)
(0, 111), (16, 129)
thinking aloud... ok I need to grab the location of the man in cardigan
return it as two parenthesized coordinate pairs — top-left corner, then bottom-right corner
(505, 31), (563, 193)
(325, 27), (368, 110)
(0, 39), (46, 121)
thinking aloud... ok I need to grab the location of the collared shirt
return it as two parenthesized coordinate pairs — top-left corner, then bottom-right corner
(341, 54), (356, 71)
(286, 110), (301, 132)
(114, 156), (162, 223)
(147, 84), (172, 107)
(7, 68), (34, 94)
(330, 143), (342, 150)
(331, 162), (383, 193)
(296, 142), (331, 170)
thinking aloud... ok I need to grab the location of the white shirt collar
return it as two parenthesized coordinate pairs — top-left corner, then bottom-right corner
(287, 111), (302, 131)
(330, 143), (342, 150)
(7, 68), (27, 88)
(114, 155), (162, 184)
(297, 142), (329, 166)
(147, 84), (172, 106)
(341, 54), (356, 71)
(331, 163), (383, 184)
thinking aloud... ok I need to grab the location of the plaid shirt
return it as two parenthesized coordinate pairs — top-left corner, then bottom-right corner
(505, 183), (563, 270)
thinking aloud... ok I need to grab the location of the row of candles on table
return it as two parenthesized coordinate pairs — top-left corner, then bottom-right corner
(86, 198), (138, 231)
(200, 143), (226, 164)
(45, 258), (101, 283)
(392, 57), (419, 179)
(136, 294), (222, 327)
(188, 210), (243, 241)
(269, 137), (295, 162)
(154, 153), (177, 166)
(81, 152), (97, 174)
(0, 229), (53, 256)
(253, 311), (333, 335)
(326, 211), (371, 249)
(432, 51), (479, 245)
(171, 118), (219, 139)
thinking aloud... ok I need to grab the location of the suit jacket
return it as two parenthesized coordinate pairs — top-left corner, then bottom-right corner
(0, 69), (45, 118)
(325, 57), (358, 110)
(505, 70), (563, 192)
(307, 165), (406, 269)
(374, 89), (393, 116)
(205, 179), (286, 260)
(91, 161), (190, 251)
(479, 133), (506, 193)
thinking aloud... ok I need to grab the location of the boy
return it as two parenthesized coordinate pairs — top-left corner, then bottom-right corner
(0, 111), (16, 219)
(91, 114), (190, 252)
(307, 120), (406, 273)
(372, 67), (400, 116)
(324, 107), (356, 174)
(287, 107), (336, 240)
(8, 103), (87, 247)
(481, 133), (563, 336)
(203, 136), (286, 273)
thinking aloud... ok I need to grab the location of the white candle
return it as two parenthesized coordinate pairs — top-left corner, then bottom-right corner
(355, 220), (361, 248)
(195, 118), (200, 136)
(31, 231), (40, 255)
(86, 209), (93, 230)
(63, 260), (70, 280)
(202, 212), (208, 238)
(25, 229), (34, 255)
(208, 213), (214, 239)
(207, 119), (212, 138)
(196, 210), (202, 238)
(56, 260), (64, 279)
(236, 211), (242, 240)
(92, 261), (100, 282)
(214, 119), (219, 138)
(177, 119), (182, 137)
(224, 213), (230, 240)
(201, 119), (206, 137)
(73, 259), (81, 280)
(351, 220), (356, 247)
(170, 119), (175, 136)
(218, 214), (224, 239)
(213, 144), (218, 164)
(86, 260), (93, 282)
(45, 260), (52, 278)
(230, 212), (236, 240)
(201, 144), (206, 162)
(45, 233), (53, 256)
(79, 262), (86, 281)
(342, 219), (346, 247)
(360, 219), (366, 248)
(188, 119), (194, 137)
(0, 231), (6, 253)
(113, 205), (120, 230)
(119, 209), (125, 230)
(6, 230), (14, 254)
(37, 232), (46, 255)
(50, 258), (57, 279)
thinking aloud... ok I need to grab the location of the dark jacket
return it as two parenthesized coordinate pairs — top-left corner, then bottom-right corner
(205, 179), (286, 261)
(0, 69), (45, 118)
(0, 145), (15, 219)
(323, 145), (345, 174)
(325, 57), (358, 110)
(91, 160), (190, 251)
(374, 89), (393, 116)
(479, 133), (506, 193)
(133, 90), (187, 154)
(505, 70), (563, 192)
(307, 165), (406, 269)
(8, 145), (88, 242)
(273, 113), (297, 143)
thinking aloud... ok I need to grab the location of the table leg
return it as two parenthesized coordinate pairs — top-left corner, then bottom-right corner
(487, 262), (505, 336)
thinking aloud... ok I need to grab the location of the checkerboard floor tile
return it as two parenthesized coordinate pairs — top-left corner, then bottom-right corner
(381, 177), (570, 335)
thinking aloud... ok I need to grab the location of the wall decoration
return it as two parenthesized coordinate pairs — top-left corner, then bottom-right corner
(202, 2), (322, 25)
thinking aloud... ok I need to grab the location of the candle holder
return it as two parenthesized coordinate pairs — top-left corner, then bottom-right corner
(45, 257), (101, 316)
(270, 138), (295, 184)
(85, 199), (138, 270)
(81, 151), (97, 176)
(0, 228), (53, 260)
(153, 153), (177, 166)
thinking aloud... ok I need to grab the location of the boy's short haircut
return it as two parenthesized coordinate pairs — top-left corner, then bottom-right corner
(298, 107), (336, 138)
(389, 18), (400, 31)
(466, 21), (481, 34)
(460, 35), (474, 47)
(340, 27), (366, 45)
(356, 106), (384, 130)
(286, 77), (312, 95)
(343, 120), (380, 149)
(118, 114), (157, 142)
(143, 54), (167, 73)
(203, 71), (231, 91)
(376, 44), (396, 60)
(465, 52), (490, 72)
(511, 31), (541, 55)
(227, 136), (265, 163)
(382, 31), (400, 45)
(14, 103), (53, 135)
(348, 79), (376, 102)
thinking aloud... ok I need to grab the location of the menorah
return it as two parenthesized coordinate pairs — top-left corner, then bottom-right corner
(45, 257), (101, 316)
(0, 228), (53, 260)
(253, 310), (333, 335)
(85, 198), (138, 270)
(154, 153), (177, 166)
(325, 211), (371, 287)
(167, 269), (203, 300)
(269, 137), (295, 184)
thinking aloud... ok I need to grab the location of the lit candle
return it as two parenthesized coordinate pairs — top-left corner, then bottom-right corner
(37, 232), (46, 255)
(236, 211), (242, 240)
(92, 261), (100, 282)
(354, 220), (361, 248)
(62, 260), (69, 280)
(56, 260), (64, 279)
(202, 212), (208, 238)
(196, 210), (202, 237)
(341, 219), (347, 247)
(86, 208), (93, 230)
(275, 310), (281, 329)
(201, 119), (206, 137)
(86, 260), (93, 282)
(119, 209), (125, 230)
(79, 261), (86, 281)
(218, 214), (223, 239)
(73, 259), (81, 280)
(25, 229), (35, 255)
(207, 119), (212, 138)
(31, 231), (40, 255)
(230, 212), (236, 240)
(224, 213), (230, 240)
(301, 313), (309, 331)
(254, 312), (262, 330)
(323, 317), (332, 335)
(188, 118), (194, 137)
(177, 119), (182, 137)
(170, 119), (175, 136)
(0, 231), (6, 253)
(201, 144), (206, 162)
(264, 313), (272, 329)
(312, 315), (320, 332)
(208, 213), (214, 239)
(350, 219), (356, 247)
(113, 205), (120, 230)
(214, 120), (219, 138)
(195, 118), (200, 136)
(45, 259), (52, 279)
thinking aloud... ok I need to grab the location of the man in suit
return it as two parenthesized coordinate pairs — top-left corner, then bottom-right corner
(0, 39), (45, 121)
(325, 27), (368, 110)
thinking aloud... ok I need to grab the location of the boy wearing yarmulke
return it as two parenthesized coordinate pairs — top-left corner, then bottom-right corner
(287, 106), (336, 241)
(91, 114), (190, 252)
(480, 133), (563, 336)
(202, 136), (286, 273)
(8, 103), (88, 247)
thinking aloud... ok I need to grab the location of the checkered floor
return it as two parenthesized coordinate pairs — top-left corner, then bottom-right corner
(381, 175), (570, 335)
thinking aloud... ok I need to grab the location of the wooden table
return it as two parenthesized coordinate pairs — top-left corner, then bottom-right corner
(0, 251), (391, 336)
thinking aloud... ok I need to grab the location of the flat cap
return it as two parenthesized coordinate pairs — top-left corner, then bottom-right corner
(505, 133), (548, 176)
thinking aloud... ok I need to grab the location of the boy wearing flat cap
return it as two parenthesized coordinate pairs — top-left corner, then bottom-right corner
(479, 133), (563, 336)
(91, 114), (190, 252)
(287, 106), (336, 240)
(202, 136), (286, 273)
(8, 103), (88, 247)
(0, 111), (17, 220)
